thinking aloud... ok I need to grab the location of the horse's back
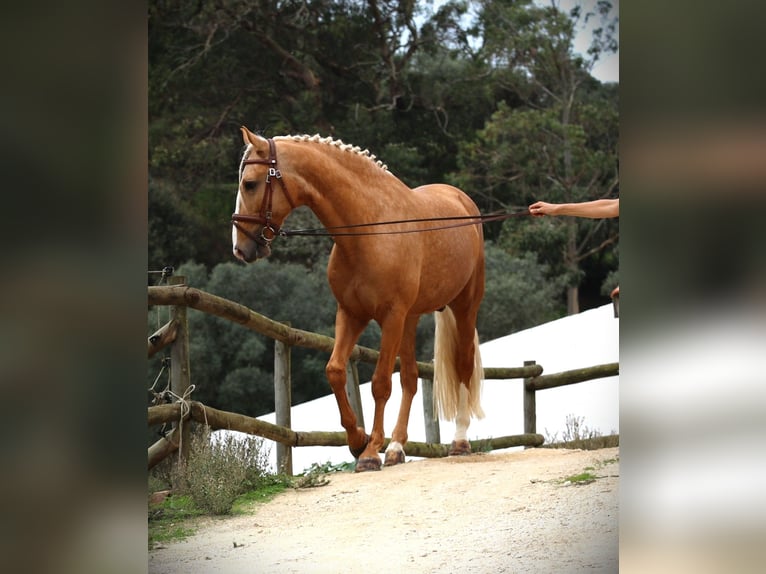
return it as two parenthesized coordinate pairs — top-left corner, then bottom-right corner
(411, 183), (481, 217)
(410, 183), (484, 256)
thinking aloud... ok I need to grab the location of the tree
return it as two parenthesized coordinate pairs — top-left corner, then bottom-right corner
(148, 0), (489, 267)
(148, 0), (619, 325)
(454, 0), (619, 313)
(480, 244), (565, 339)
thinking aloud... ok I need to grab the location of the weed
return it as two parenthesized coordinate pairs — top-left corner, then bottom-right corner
(543, 414), (619, 450)
(167, 426), (272, 515)
(557, 457), (619, 487)
(232, 475), (293, 513)
(148, 494), (204, 549)
(562, 471), (599, 485)
(292, 460), (354, 489)
(301, 460), (355, 475)
(470, 438), (494, 453)
(148, 482), (292, 549)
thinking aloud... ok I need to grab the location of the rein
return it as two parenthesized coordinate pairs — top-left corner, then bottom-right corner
(231, 137), (531, 242)
(278, 210), (531, 238)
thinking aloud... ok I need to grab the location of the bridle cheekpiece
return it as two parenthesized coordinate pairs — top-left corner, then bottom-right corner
(231, 138), (296, 247)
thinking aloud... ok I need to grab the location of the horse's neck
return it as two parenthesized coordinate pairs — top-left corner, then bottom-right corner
(291, 147), (407, 228)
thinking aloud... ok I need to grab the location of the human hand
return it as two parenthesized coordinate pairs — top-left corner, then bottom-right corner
(528, 201), (554, 217)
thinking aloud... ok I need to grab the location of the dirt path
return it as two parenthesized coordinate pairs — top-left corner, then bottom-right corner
(149, 447), (619, 573)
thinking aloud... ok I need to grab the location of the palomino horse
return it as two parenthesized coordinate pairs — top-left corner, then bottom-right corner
(232, 128), (485, 472)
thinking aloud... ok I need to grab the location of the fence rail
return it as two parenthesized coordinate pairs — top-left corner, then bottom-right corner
(148, 284), (543, 380)
(147, 280), (618, 473)
(149, 400), (544, 461)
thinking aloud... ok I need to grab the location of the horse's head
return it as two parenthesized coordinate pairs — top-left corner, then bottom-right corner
(232, 127), (297, 262)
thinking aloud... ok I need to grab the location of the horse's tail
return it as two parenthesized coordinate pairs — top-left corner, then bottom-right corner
(432, 306), (485, 421)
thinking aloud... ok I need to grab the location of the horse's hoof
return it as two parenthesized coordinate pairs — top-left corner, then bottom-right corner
(448, 439), (472, 456)
(355, 456), (382, 472)
(384, 449), (406, 466)
(349, 433), (370, 459)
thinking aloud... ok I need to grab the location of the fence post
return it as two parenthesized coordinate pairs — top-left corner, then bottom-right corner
(421, 377), (440, 444)
(346, 361), (364, 429)
(274, 322), (293, 475)
(169, 276), (191, 471)
(523, 360), (537, 438)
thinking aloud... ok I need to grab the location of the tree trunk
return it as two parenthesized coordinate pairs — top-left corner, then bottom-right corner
(566, 220), (580, 315)
(567, 284), (579, 315)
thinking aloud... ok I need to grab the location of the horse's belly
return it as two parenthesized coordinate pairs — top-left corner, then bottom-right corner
(328, 234), (482, 316)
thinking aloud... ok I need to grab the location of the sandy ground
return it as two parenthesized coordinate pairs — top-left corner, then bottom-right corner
(149, 447), (619, 574)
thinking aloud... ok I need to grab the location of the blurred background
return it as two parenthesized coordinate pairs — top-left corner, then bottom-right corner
(1, 0), (765, 572)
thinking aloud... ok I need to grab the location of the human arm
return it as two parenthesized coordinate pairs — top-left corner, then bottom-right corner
(529, 198), (619, 219)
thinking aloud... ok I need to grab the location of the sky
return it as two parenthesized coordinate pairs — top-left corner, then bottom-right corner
(437, 0), (620, 84)
(554, 0), (619, 83)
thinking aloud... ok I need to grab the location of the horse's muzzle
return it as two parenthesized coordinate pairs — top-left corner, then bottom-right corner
(233, 238), (271, 262)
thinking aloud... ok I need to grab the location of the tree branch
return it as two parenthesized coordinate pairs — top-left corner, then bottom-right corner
(575, 233), (619, 263)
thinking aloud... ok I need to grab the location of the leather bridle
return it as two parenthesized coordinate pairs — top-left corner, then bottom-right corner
(232, 137), (533, 246)
(231, 138), (296, 247)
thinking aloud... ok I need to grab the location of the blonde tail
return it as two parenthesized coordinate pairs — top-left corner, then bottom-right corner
(432, 307), (484, 421)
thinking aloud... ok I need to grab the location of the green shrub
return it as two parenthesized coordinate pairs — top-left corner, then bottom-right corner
(172, 426), (271, 515)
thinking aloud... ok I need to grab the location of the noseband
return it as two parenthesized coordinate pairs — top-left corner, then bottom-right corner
(231, 138), (296, 247)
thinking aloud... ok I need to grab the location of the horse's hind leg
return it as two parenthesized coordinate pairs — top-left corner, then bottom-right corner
(326, 308), (370, 459)
(447, 302), (484, 456)
(449, 384), (473, 455)
(384, 315), (420, 466)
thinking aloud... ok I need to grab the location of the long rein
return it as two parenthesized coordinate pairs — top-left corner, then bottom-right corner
(276, 209), (532, 238)
(233, 137), (531, 240)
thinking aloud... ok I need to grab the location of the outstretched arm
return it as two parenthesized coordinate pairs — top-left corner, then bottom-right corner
(529, 198), (619, 219)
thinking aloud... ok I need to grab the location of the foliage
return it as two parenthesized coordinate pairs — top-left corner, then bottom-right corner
(148, 0), (619, 414)
(149, 0), (616, 280)
(172, 426), (272, 515)
(562, 471), (600, 485)
(479, 244), (564, 340)
(299, 460), (356, 475)
(542, 413), (619, 450)
(148, 241), (563, 417)
(291, 459), (356, 488)
(147, 493), (201, 549)
(148, 433), (291, 548)
(454, 0), (619, 313)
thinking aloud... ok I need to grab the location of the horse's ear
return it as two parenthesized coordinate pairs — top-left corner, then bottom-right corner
(240, 127), (269, 157)
(240, 126), (259, 146)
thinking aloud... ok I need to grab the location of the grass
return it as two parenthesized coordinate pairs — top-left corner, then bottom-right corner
(149, 477), (292, 549)
(562, 471), (600, 485)
(148, 494), (205, 549)
(148, 456), (351, 549)
(558, 455), (619, 486)
(231, 476), (293, 513)
(149, 425), (292, 549)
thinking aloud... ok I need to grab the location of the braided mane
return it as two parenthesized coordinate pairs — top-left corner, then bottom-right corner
(275, 134), (390, 172)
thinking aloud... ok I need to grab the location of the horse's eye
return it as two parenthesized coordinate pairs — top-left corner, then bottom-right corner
(242, 180), (258, 193)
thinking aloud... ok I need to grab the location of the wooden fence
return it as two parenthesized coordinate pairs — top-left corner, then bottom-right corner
(147, 277), (618, 474)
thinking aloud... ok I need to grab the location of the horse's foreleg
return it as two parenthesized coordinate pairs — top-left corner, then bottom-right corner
(326, 309), (370, 459)
(356, 312), (407, 472)
(384, 316), (420, 466)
